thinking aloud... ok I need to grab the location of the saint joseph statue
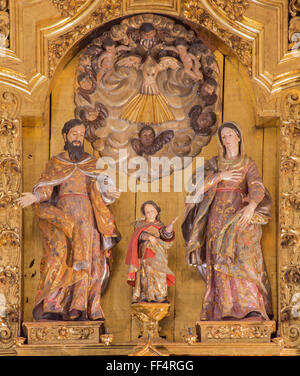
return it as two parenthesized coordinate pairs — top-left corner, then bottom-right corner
(17, 119), (121, 321)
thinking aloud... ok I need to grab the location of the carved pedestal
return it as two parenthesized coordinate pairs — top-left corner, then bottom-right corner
(22, 321), (104, 345)
(196, 320), (276, 343)
(131, 303), (170, 343)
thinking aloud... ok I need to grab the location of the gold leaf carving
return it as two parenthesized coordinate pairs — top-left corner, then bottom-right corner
(182, 1), (252, 75)
(51, 0), (90, 17)
(22, 322), (103, 344)
(206, 325), (269, 339)
(0, 0), (9, 48)
(211, 0), (250, 21)
(48, 0), (122, 77)
(30, 326), (95, 342)
(279, 90), (300, 347)
(0, 91), (21, 351)
(0, 92), (19, 119)
(290, 0), (300, 17)
(197, 321), (276, 343)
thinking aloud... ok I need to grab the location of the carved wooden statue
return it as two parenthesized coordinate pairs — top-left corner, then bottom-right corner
(125, 200), (177, 303)
(73, 13), (221, 181)
(16, 119), (121, 321)
(182, 122), (273, 321)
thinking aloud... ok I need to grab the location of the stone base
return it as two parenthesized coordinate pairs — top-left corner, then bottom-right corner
(22, 321), (105, 345)
(196, 320), (276, 343)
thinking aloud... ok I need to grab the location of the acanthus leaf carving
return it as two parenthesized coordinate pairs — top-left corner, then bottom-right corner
(0, 0), (9, 49)
(51, 0), (90, 18)
(279, 90), (300, 347)
(211, 0), (250, 21)
(182, 1), (252, 76)
(48, 0), (122, 78)
(290, 0), (300, 17)
(0, 90), (21, 351)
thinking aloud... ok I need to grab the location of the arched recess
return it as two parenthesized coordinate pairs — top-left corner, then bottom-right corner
(22, 12), (278, 343)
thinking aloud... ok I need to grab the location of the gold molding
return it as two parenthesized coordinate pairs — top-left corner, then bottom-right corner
(0, 90), (22, 353)
(123, 0), (181, 15)
(290, 0), (300, 16)
(50, 0), (91, 17)
(23, 321), (104, 345)
(196, 321), (276, 343)
(279, 89), (300, 348)
(0, 0), (300, 354)
(46, 0), (122, 78)
(210, 0), (250, 21)
(182, 1), (253, 76)
(44, 0), (256, 84)
(0, 0), (10, 48)
(0, 0), (296, 100)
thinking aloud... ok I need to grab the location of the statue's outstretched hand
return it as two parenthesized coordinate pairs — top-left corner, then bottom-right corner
(165, 216), (178, 233)
(15, 192), (37, 208)
(106, 188), (121, 200)
(238, 201), (256, 229)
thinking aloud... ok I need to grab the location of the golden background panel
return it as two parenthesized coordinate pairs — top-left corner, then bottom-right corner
(123, 0), (181, 14)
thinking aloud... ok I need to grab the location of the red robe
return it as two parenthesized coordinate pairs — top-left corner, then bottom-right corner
(125, 220), (175, 303)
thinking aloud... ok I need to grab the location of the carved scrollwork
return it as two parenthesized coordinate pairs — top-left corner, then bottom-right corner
(0, 0), (9, 49)
(29, 326), (95, 342)
(0, 92), (19, 119)
(0, 322), (12, 343)
(0, 90), (21, 351)
(282, 193), (300, 211)
(0, 266), (20, 348)
(288, 1), (300, 50)
(48, 1), (253, 79)
(285, 266), (300, 285)
(290, 0), (300, 16)
(279, 90), (300, 348)
(182, 1), (252, 75)
(0, 158), (21, 193)
(281, 322), (300, 348)
(48, 0), (122, 78)
(280, 155), (298, 173)
(285, 92), (300, 121)
(23, 322), (102, 344)
(286, 323), (300, 344)
(51, 0), (90, 17)
(197, 321), (276, 343)
(211, 0), (250, 21)
(206, 324), (270, 340)
(280, 227), (299, 249)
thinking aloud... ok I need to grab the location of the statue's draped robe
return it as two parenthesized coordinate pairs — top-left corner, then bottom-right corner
(182, 130), (273, 321)
(125, 221), (175, 303)
(32, 153), (120, 321)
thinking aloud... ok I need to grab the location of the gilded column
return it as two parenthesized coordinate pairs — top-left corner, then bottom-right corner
(279, 90), (300, 349)
(0, 91), (22, 352)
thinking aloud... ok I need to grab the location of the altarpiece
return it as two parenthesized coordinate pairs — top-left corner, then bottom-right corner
(0, 0), (300, 356)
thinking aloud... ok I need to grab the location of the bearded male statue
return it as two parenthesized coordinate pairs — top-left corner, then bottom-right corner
(17, 119), (121, 321)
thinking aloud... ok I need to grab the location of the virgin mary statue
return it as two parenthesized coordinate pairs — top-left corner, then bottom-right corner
(182, 122), (273, 321)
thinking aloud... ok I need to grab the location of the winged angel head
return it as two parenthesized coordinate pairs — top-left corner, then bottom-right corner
(74, 14), (221, 181)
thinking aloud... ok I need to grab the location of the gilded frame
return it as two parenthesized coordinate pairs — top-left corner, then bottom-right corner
(0, 0), (300, 355)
